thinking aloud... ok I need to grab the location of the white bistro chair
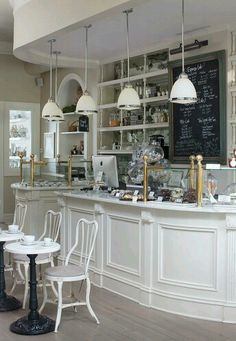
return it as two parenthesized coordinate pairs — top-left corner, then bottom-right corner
(5, 202), (27, 272)
(40, 218), (99, 333)
(10, 210), (62, 309)
(13, 202), (28, 232)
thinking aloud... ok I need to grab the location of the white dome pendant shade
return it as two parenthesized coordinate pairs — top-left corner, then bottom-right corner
(117, 9), (140, 110)
(117, 84), (140, 110)
(42, 39), (64, 121)
(169, 0), (197, 104)
(76, 25), (97, 115)
(42, 99), (63, 119)
(169, 72), (197, 104)
(76, 90), (97, 114)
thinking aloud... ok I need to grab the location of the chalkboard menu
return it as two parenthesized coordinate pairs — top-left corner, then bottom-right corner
(79, 115), (89, 132)
(169, 51), (226, 163)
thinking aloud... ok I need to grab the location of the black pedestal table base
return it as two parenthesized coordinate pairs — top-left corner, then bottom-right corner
(0, 241), (21, 311)
(10, 315), (55, 335)
(0, 295), (21, 312)
(10, 253), (55, 335)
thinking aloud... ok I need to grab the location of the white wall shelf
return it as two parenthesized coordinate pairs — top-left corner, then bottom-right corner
(98, 149), (133, 155)
(98, 122), (169, 132)
(60, 131), (85, 135)
(98, 96), (168, 110)
(63, 112), (76, 116)
(98, 69), (168, 87)
(97, 50), (169, 155)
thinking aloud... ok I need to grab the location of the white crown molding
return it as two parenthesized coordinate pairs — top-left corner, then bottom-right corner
(8, 0), (32, 13)
(14, 46), (99, 68)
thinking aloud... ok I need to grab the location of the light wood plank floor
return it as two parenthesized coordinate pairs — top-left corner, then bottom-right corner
(1, 280), (236, 341)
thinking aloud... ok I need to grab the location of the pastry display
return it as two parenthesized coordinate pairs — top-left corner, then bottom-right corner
(182, 189), (197, 203)
(158, 189), (171, 201)
(170, 188), (184, 202)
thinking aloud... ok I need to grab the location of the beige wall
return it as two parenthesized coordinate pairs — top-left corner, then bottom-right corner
(0, 55), (40, 102)
(1, 55), (40, 216)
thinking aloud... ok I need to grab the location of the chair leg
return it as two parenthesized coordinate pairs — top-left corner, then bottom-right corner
(17, 263), (24, 281)
(85, 278), (99, 324)
(69, 283), (77, 312)
(9, 262), (17, 294)
(22, 262), (29, 310)
(54, 281), (63, 333)
(39, 277), (48, 314)
(48, 259), (58, 297)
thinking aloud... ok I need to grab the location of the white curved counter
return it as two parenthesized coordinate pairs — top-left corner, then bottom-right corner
(57, 190), (236, 323)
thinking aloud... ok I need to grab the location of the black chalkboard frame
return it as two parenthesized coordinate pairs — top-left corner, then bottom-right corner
(169, 50), (226, 164)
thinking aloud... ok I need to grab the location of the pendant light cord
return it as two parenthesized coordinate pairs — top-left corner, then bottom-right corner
(85, 26), (88, 91)
(126, 11), (130, 83)
(54, 51), (61, 102)
(182, 0), (185, 73)
(49, 40), (53, 99)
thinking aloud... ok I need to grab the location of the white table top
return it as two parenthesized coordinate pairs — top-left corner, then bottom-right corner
(0, 231), (24, 242)
(5, 241), (60, 255)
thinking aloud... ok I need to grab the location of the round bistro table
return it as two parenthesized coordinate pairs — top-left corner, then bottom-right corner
(0, 231), (23, 311)
(5, 241), (60, 335)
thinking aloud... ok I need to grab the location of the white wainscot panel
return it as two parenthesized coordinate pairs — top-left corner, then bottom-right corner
(106, 214), (141, 276)
(158, 224), (217, 290)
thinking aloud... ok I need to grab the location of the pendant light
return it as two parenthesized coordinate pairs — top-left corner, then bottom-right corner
(51, 50), (64, 122)
(169, 0), (197, 104)
(117, 9), (140, 110)
(42, 39), (64, 121)
(76, 25), (97, 115)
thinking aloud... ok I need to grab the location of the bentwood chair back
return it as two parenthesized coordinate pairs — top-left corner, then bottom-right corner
(10, 210), (62, 309)
(13, 203), (27, 232)
(5, 203), (27, 273)
(40, 218), (99, 332)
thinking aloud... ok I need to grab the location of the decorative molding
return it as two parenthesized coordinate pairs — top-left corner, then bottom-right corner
(158, 223), (218, 291)
(141, 211), (154, 224)
(226, 227), (236, 302)
(226, 214), (236, 229)
(106, 214), (141, 277)
(94, 203), (105, 215)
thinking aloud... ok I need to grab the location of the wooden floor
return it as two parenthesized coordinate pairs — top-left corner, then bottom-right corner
(1, 278), (236, 341)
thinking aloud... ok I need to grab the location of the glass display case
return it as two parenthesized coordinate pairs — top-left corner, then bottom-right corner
(4, 102), (40, 176)
(19, 154), (92, 187)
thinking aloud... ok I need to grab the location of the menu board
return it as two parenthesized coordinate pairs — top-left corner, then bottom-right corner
(79, 115), (89, 132)
(169, 51), (226, 163)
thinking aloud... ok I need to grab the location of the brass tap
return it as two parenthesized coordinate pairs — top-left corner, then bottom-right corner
(30, 154), (35, 186)
(189, 155), (196, 190)
(196, 154), (203, 207)
(68, 155), (72, 186)
(143, 155), (148, 202)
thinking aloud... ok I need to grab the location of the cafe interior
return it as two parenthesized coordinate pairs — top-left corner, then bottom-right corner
(1, 0), (236, 340)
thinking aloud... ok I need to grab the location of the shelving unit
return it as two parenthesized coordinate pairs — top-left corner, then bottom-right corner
(57, 74), (90, 160)
(58, 112), (88, 159)
(97, 49), (170, 156)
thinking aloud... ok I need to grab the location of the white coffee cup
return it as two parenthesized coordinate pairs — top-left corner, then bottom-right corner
(23, 235), (35, 244)
(8, 224), (19, 233)
(44, 237), (53, 246)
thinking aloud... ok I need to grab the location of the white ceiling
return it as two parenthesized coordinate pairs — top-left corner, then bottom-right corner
(3, 0), (236, 64)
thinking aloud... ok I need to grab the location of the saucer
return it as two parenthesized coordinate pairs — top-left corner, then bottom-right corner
(42, 242), (53, 247)
(6, 230), (19, 234)
(20, 241), (37, 246)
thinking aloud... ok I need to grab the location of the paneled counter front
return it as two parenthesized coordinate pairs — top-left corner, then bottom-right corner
(57, 191), (236, 323)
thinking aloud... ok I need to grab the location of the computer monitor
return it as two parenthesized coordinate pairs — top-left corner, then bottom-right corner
(92, 155), (119, 188)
